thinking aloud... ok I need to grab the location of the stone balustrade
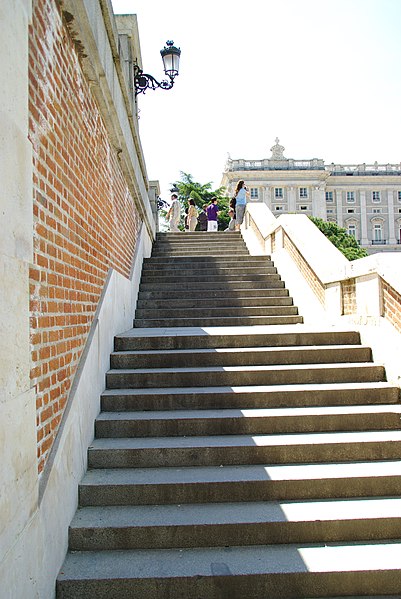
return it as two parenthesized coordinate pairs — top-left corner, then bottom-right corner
(243, 202), (401, 386)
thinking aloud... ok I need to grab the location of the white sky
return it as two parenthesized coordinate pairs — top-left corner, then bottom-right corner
(111, 0), (401, 201)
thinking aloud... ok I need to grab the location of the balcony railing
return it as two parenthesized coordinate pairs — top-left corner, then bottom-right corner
(226, 159), (401, 176)
(326, 163), (401, 176)
(371, 239), (387, 245)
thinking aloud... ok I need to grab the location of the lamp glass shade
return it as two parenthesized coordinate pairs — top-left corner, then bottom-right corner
(160, 42), (181, 78)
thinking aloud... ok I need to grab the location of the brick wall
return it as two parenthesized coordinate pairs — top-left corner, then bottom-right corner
(283, 231), (326, 305)
(341, 278), (357, 315)
(382, 278), (401, 334)
(28, 0), (141, 473)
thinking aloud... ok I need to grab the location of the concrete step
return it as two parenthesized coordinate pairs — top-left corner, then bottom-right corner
(95, 405), (401, 438)
(140, 266), (279, 279)
(153, 238), (246, 246)
(144, 255), (271, 265)
(87, 430), (401, 468)
(114, 329), (362, 351)
(101, 381), (399, 412)
(78, 460), (401, 506)
(56, 541), (401, 598)
(152, 240), (247, 247)
(139, 272), (280, 284)
(139, 279), (286, 291)
(69, 496), (401, 550)
(135, 306), (300, 321)
(110, 345), (371, 369)
(151, 245), (248, 253)
(142, 258), (273, 269)
(136, 296), (294, 310)
(137, 287), (290, 300)
(155, 234), (243, 240)
(156, 231), (243, 238)
(151, 250), (252, 257)
(106, 362), (385, 389)
(134, 315), (304, 327)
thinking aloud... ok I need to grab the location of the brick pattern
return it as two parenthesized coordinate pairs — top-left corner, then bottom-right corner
(341, 279), (357, 315)
(283, 231), (325, 305)
(29, 0), (141, 472)
(382, 278), (401, 334)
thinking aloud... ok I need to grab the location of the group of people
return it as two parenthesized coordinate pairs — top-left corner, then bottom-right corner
(166, 180), (250, 233)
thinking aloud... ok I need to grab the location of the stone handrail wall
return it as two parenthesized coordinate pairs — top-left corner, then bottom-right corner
(244, 203), (401, 352)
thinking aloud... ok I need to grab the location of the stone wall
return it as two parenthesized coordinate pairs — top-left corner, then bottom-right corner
(28, 0), (141, 472)
(382, 278), (401, 334)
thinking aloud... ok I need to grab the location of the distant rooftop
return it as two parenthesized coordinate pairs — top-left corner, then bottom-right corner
(225, 138), (401, 175)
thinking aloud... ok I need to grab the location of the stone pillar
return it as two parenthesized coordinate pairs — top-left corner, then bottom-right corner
(336, 189), (343, 226)
(287, 186), (296, 213)
(387, 189), (396, 244)
(312, 186), (326, 219)
(359, 190), (369, 245)
(264, 186), (271, 208)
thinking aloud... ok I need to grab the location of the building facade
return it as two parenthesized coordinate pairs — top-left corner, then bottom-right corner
(221, 139), (401, 251)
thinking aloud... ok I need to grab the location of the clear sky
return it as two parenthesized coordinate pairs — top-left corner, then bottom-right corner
(111, 0), (401, 202)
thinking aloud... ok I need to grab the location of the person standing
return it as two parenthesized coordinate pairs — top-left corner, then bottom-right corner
(233, 180), (249, 231)
(198, 204), (208, 231)
(187, 198), (198, 231)
(166, 193), (181, 232)
(206, 198), (220, 232)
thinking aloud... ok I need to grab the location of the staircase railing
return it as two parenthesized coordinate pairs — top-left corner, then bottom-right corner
(243, 202), (401, 386)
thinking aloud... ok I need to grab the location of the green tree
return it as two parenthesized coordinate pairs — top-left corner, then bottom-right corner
(171, 172), (230, 230)
(309, 217), (368, 261)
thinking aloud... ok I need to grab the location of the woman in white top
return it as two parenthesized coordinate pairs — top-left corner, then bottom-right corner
(187, 198), (198, 232)
(233, 180), (249, 231)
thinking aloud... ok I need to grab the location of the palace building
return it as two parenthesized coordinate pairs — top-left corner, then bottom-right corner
(221, 138), (401, 251)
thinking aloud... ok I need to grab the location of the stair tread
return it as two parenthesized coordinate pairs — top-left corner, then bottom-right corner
(57, 540), (401, 581)
(96, 404), (401, 421)
(101, 380), (396, 396)
(80, 460), (401, 486)
(107, 362), (379, 375)
(89, 430), (401, 450)
(110, 344), (369, 357)
(71, 496), (401, 528)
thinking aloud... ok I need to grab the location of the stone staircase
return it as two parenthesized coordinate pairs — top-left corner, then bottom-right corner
(57, 232), (401, 598)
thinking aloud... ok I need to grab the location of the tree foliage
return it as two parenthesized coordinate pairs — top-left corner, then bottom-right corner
(309, 217), (368, 261)
(171, 172), (230, 230)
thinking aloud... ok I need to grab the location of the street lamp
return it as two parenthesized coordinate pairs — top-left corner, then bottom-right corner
(134, 41), (181, 96)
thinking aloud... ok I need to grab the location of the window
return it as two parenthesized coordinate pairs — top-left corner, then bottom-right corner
(372, 191), (381, 202)
(275, 188), (283, 199)
(326, 191), (333, 202)
(348, 224), (357, 238)
(250, 187), (259, 199)
(275, 206), (284, 211)
(299, 187), (308, 198)
(398, 191), (401, 202)
(327, 209), (334, 214)
(300, 206), (308, 211)
(347, 209), (355, 213)
(373, 208), (381, 214)
(346, 191), (355, 203)
(373, 224), (382, 241)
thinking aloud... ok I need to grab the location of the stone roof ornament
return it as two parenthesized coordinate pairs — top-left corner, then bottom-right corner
(270, 137), (286, 160)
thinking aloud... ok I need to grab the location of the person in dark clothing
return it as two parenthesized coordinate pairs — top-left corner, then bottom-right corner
(206, 198), (220, 232)
(198, 204), (208, 231)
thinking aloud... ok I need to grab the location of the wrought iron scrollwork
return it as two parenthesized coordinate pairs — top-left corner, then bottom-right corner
(134, 63), (174, 96)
